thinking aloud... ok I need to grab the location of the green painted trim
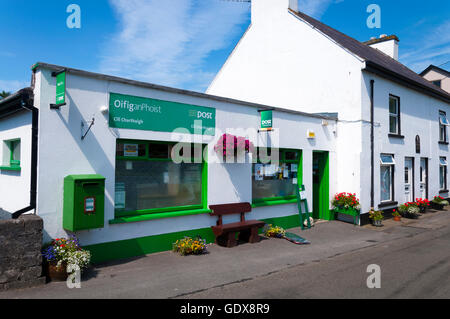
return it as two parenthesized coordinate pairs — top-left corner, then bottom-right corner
(109, 208), (212, 224)
(0, 166), (21, 171)
(115, 204), (203, 217)
(252, 198), (297, 208)
(87, 213), (300, 264)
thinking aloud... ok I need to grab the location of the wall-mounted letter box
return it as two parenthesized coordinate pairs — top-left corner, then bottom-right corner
(63, 174), (105, 231)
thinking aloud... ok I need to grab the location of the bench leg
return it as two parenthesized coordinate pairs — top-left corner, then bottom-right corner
(216, 232), (237, 248)
(239, 227), (260, 244)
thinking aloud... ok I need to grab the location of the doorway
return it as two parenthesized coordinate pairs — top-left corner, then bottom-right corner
(312, 151), (330, 220)
(420, 158), (428, 199)
(404, 158), (414, 202)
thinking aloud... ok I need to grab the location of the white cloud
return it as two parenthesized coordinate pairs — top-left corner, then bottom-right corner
(400, 20), (450, 72)
(0, 80), (29, 93)
(99, 0), (250, 92)
(298, 0), (337, 18)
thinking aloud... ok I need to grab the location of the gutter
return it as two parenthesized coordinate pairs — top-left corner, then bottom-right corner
(370, 80), (375, 211)
(0, 88), (39, 219)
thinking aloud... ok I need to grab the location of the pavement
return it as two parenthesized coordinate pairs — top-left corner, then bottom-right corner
(1, 209), (449, 299)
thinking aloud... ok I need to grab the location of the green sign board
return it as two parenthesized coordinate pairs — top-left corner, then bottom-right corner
(260, 110), (273, 130)
(109, 93), (216, 135)
(55, 72), (66, 105)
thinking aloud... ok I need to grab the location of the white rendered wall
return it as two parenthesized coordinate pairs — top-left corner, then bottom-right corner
(368, 40), (399, 60)
(361, 72), (450, 213)
(33, 67), (337, 246)
(0, 111), (32, 213)
(207, 0), (365, 211)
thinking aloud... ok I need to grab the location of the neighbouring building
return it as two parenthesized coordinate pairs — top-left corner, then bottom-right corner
(420, 65), (450, 94)
(0, 62), (337, 263)
(207, 0), (450, 223)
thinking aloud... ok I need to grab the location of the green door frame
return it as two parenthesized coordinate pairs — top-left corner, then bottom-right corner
(313, 151), (331, 220)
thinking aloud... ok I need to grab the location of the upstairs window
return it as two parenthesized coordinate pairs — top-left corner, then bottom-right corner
(432, 80), (442, 88)
(439, 111), (449, 143)
(389, 95), (400, 135)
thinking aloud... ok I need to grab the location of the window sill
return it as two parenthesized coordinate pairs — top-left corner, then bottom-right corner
(378, 201), (398, 209)
(252, 198), (297, 208)
(438, 141), (449, 145)
(388, 134), (405, 139)
(439, 189), (449, 194)
(0, 166), (21, 172)
(109, 208), (211, 225)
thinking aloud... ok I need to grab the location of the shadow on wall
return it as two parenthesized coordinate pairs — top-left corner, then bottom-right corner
(0, 208), (12, 220)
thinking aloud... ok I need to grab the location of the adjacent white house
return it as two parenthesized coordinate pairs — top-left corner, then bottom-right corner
(420, 65), (450, 93)
(207, 0), (450, 222)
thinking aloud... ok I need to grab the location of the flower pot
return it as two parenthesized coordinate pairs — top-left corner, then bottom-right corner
(393, 216), (401, 222)
(372, 220), (383, 227)
(431, 202), (445, 211)
(419, 206), (427, 214)
(47, 262), (68, 281)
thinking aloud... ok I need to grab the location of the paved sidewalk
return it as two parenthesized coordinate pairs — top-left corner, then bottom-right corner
(1, 210), (449, 299)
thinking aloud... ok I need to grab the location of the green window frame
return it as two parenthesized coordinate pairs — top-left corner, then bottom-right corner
(0, 139), (21, 171)
(252, 148), (302, 207)
(114, 139), (208, 219)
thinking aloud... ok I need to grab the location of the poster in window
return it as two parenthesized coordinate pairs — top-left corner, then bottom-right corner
(291, 164), (298, 173)
(255, 164), (264, 181)
(124, 144), (139, 157)
(115, 183), (126, 209)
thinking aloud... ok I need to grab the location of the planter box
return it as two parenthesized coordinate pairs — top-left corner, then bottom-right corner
(334, 208), (359, 225)
(430, 202), (445, 211)
(400, 212), (419, 219)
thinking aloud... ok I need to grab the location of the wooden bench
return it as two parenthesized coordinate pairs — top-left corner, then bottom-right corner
(209, 202), (265, 248)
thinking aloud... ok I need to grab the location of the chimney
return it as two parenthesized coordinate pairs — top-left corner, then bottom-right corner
(251, 0), (298, 24)
(364, 35), (400, 61)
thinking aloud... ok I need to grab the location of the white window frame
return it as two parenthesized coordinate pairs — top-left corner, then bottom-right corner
(380, 154), (395, 202)
(439, 111), (448, 142)
(389, 95), (400, 135)
(440, 157), (447, 191)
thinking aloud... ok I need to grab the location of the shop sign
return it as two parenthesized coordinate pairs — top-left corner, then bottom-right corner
(109, 93), (215, 135)
(55, 71), (66, 105)
(260, 110), (273, 131)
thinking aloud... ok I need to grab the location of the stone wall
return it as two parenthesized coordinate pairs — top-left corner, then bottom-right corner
(0, 215), (45, 290)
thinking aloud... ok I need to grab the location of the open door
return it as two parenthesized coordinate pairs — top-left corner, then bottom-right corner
(312, 151), (330, 220)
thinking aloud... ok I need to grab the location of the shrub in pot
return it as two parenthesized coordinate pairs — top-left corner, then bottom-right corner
(398, 202), (420, 219)
(331, 192), (360, 225)
(392, 210), (401, 222)
(369, 210), (384, 227)
(415, 198), (430, 213)
(431, 196), (449, 210)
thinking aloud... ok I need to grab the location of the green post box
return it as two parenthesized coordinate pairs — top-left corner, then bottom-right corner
(63, 174), (105, 231)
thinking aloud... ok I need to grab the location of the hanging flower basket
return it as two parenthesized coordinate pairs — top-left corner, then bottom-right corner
(214, 134), (254, 159)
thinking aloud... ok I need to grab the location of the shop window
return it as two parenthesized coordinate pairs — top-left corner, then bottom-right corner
(389, 95), (400, 135)
(380, 154), (395, 202)
(439, 157), (447, 191)
(115, 140), (206, 215)
(252, 148), (301, 204)
(439, 111), (448, 143)
(1, 139), (21, 170)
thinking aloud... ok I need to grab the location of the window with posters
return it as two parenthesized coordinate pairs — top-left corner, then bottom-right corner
(115, 139), (207, 216)
(252, 148), (302, 206)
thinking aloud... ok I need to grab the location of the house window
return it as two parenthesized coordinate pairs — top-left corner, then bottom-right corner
(1, 139), (21, 170)
(439, 111), (449, 142)
(380, 154), (395, 202)
(439, 157), (447, 191)
(433, 80), (442, 88)
(389, 95), (400, 135)
(252, 148), (301, 204)
(115, 140), (206, 215)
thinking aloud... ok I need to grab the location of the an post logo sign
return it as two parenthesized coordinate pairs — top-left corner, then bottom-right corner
(261, 110), (273, 131)
(109, 93), (215, 135)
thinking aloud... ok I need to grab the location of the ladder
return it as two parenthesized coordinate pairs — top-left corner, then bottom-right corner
(296, 184), (312, 230)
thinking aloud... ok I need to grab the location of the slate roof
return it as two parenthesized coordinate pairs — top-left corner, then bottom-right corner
(289, 9), (450, 103)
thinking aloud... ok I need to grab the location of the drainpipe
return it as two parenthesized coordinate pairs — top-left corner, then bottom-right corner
(12, 92), (38, 219)
(370, 80), (375, 211)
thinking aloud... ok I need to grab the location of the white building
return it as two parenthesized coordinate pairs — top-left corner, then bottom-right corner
(207, 0), (450, 223)
(0, 62), (337, 263)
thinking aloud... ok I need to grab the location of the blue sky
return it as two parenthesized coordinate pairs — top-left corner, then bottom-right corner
(0, 0), (449, 93)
